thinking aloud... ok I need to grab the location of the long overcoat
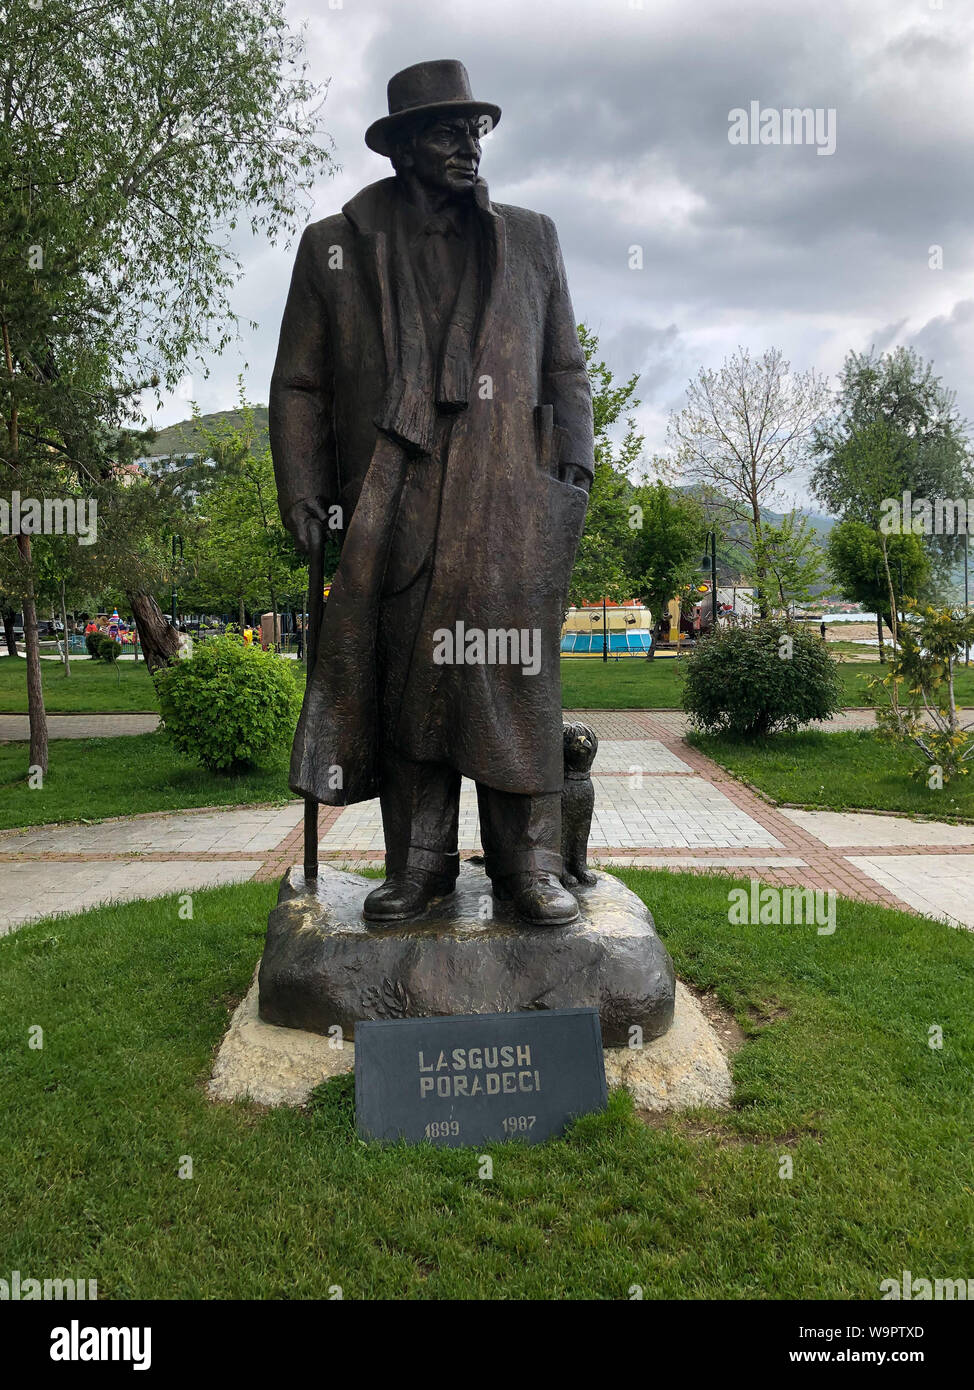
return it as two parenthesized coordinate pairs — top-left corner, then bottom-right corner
(270, 177), (594, 805)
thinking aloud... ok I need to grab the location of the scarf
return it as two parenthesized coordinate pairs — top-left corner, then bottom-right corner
(375, 189), (482, 457)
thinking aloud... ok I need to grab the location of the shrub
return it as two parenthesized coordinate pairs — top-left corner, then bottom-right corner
(85, 632), (121, 662)
(154, 632), (302, 772)
(682, 618), (842, 739)
(872, 602), (974, 785)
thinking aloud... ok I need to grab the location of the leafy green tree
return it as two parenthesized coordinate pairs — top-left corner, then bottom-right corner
(748, 511), (831, 615)
(0, 0), (331, 768)
(826, 519), (929, 661)
(811, 348), (972, 637)
(627, 481), (706, 652)
(190, 399), (306, 639)
(568, 327), (645, 606)
(812, 347), (970, 533)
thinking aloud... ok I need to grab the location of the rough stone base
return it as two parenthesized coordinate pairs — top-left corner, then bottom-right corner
(259, 863), (675, 1047)
(209, 973), (732, 1113)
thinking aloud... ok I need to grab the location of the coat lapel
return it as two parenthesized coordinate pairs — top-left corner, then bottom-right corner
(471, 180), (506, 373)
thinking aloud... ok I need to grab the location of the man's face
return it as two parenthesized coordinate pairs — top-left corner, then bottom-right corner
(400, 116), (482, 197)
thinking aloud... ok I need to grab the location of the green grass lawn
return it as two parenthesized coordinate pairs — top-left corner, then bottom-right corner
(0, 869), (970, 1299)
(559, 657), (974, 710)
(0, 654), (161, 713)
(0, 732), (296, 830)
(690, 728), (974, 820)
(9, 652), (969, 716)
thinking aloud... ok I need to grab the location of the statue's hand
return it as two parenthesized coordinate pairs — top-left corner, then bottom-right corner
(558, 463), (593, 493)
(285, 498), (330, 554)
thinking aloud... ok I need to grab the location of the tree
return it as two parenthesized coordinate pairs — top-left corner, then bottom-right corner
(812, 347), (970, 536)
(567, 326), (645, 606)
(811, 347), (972, 635)
(668, 347), (831, 615)
(628, 481), (706, 652)
(1, 0), (331, 768)
(190, 399), (307, 639)
(748, 511), (831, 615)
(826, 519), (929, 662)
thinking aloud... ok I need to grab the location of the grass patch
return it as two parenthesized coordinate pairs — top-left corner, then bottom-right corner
(0, 653), (310, 715)
(690, 728), (974, 819)
(0, 654), (161, 713)
(0, 870), (971, 1298)
(558, 657), (974, 710)
(5, 652), (969, 717)
(0, 731), (296, 829)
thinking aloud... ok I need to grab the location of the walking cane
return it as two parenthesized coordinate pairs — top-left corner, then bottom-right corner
(303, 520), (325, 881)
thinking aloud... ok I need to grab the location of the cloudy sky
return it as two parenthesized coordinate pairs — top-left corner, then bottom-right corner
(151, 0), (974, 507)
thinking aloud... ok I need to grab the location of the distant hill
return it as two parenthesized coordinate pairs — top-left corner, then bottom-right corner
(140, 406), (269, 459)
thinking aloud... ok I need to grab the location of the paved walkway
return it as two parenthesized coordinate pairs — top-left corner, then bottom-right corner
(0, 713), (159, 741)
(3, 707), (972, 743)
(3, 711), (974, 934)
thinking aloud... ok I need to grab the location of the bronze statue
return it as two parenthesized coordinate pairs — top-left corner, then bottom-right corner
(270, 60), (594, 927)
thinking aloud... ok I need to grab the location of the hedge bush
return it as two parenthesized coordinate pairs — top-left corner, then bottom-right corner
(154, 633), (302, 772)
(85, 632), (121, 662)
(682, 618), (842, 739)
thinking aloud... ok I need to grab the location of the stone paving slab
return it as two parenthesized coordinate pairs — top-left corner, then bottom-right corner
(590, 739), (692, 773)
(0, 713), (160, 741)
(847, 855), (974, 930)
(589, 776), (781, 849)
(780, 808), (974, 848)
(0, 859), (259, 935)
(318, 773), (781, 852)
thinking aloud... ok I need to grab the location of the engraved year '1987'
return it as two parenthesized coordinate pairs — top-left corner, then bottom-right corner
(501, 1115), (537, 1134)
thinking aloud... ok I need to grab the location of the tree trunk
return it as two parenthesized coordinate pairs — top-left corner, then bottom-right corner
(1, 606), (17, 658)
(18, 537), (48, 773)
(59, 581), (70, 677)
(239, 595), (246, 634)
(127, 590), (180, 673)
(879, 536), (899, 651)
(876, 611), (885, 664)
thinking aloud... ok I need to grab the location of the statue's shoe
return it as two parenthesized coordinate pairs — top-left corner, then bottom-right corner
(362, 871), (456, 923)
(493, 871), (580, 927)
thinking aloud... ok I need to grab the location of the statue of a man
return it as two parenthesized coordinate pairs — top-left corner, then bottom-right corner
(270, 60), (594, 927)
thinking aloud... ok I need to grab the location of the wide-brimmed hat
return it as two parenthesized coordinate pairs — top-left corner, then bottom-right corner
(365, 59), (501, 157)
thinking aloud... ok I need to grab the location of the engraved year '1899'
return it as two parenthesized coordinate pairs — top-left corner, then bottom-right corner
(425, 1120), (460, 1139)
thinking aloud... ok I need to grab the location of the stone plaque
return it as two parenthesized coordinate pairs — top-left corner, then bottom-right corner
(354, 1007), (607, 1146)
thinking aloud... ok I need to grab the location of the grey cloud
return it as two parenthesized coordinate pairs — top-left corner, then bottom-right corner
(153, 0), (974, 459)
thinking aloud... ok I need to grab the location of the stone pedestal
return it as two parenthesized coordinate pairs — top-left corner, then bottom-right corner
(258, 862), (676, 1048)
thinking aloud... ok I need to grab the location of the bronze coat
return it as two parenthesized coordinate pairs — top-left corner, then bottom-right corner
(270, 178), (593, 805)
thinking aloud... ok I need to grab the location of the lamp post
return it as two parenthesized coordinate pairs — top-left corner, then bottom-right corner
(602, 594), (608, 664)
(965, 531), (970, 666)
(896, 556), (904, 634)
(170, 534), (184, 628)
(700, 531), (719, 630)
